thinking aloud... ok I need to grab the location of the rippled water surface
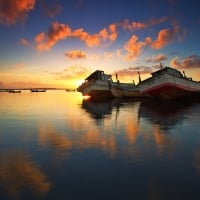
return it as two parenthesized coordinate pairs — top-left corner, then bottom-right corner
(1, 90), (200, 200)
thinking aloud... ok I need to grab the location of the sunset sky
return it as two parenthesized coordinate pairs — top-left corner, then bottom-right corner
(0, 0), (200, 89)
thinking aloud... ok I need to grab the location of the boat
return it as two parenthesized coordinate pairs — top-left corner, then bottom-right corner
(111, 84), (142, 98)
(8, 89), (21, 93)
(77, 70), (142, 100)
(77, 70), (116, 100)
(139, 64), (200, 100)
(30, 89), (46, 92)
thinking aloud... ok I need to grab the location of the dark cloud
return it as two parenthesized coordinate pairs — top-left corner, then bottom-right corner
(38, 0), (62, 18)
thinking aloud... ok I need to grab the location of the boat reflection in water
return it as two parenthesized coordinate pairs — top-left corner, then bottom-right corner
(81, 97), (141, 122)
(81, 98), (113, 120)
(138, 98), (200, 133)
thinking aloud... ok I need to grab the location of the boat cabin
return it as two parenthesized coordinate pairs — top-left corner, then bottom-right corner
(152, 67), (183, 78)
(85, 70), (112, 81)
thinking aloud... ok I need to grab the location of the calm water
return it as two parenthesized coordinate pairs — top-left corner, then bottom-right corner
(1, 91), (200, 200)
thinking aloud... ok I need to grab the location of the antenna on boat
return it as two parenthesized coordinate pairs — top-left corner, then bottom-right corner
(116, 73), (120, 84)
(160, 62), (163, 69)
(115, 73), (118, 82)
(137, 68), (141, 83)
(183, 71), (186, 78)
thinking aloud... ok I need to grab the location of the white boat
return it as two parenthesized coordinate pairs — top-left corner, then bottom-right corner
(111, 84), (142, 98)
(77, 70), (114, 100)
(139, 64), (200, 100)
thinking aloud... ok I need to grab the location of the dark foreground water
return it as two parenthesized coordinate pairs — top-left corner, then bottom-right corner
(1, 90), (200, 200)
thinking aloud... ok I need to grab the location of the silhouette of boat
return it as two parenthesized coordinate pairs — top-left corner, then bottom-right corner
(30, 89), (46, 92)
(8, 89), (21, 93)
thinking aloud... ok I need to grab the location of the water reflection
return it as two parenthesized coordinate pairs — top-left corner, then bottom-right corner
(138, 99), (200, 133)
(1, 92), (200, 200)
(0, 150), (51, 199)
(81, 99), (112, 120)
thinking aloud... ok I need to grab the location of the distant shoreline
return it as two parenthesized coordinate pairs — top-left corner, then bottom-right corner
(0, 88), (77, 92)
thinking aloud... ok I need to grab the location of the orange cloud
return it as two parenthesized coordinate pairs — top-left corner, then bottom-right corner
(151, 28), (176, 49)
(151, 24), (185, 50)
(70, 28), (95, 46)
(108, 23), (118, 41)
(170, 55), (200, 69)
(33, 20), (120, 51)
(99, 28), (108, 40)
(124, 35), (152, 60)
(84, 34), (101, 47)
(65, 50), (87, 59)
(0, 0), (35, 25)
(35, 21), (71, 51)
(124, 22), (185, 60)
(32, 17), (184, 53)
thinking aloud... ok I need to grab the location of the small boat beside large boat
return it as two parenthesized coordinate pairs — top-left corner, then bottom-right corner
(110, 84), (142, 98)
(139, 64), (200, 100)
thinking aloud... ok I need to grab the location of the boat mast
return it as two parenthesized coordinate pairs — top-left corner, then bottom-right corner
(137, 68), (141, 83)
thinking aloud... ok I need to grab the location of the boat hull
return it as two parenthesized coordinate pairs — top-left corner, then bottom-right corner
(111, 86), (142, 98)
(139, 72), (200, 100)
(77, 80), (113, 100)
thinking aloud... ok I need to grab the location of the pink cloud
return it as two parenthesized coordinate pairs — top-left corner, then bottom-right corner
(146, 54), (168, 63)
(170, 55), (200, 69)
(114, 66), (152, 80)
(21, 37), (30, 46)
(120, 19), (147, 31)
(120, 17), (168, 31)
(0, 0), (35, 25)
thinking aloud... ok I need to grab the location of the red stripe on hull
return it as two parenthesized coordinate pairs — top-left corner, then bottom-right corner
(142, 82), (200, 99)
